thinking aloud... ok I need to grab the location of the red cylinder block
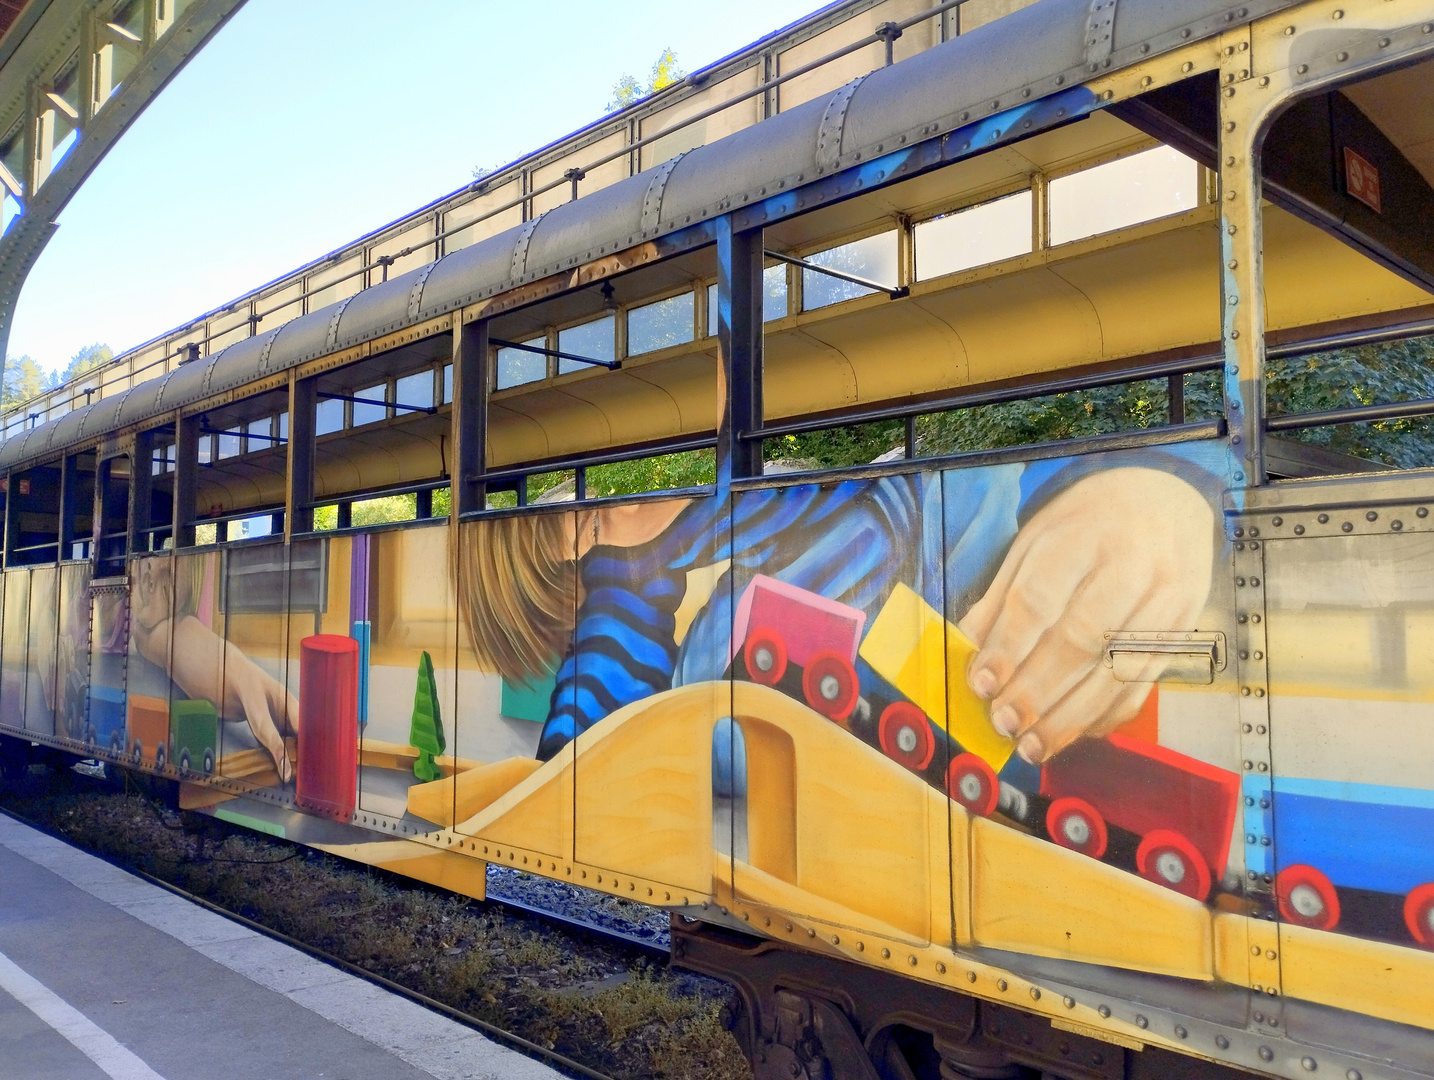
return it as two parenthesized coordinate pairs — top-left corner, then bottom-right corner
(297, 634), (359, 820)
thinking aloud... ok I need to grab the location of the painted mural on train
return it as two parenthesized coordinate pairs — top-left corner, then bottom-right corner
(2, 441), (1433, 1019)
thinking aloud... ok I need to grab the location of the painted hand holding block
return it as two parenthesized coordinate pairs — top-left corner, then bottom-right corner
(858, 582), (1012, 770)
(297, 634), (359, 819)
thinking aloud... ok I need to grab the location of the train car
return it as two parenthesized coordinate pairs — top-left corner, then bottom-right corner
(4, 2), (1434, 1078)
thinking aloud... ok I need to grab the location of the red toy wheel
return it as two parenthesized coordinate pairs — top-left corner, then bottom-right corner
(802, 651), (859, 722)
(879, 702), (935, 770)
(1046, 797), (1109, 859)
(1275, 864), (1341, 930)
(947, 752), (999, 817)
(1136, 829), (1212, 902)
(1403, 883), (1434, 947)
(743, 627), (787, 686)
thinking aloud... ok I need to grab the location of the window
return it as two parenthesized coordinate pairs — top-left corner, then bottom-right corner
(557, 316), (615, 374)
(151, 444), (175, 476)
(705, 265), (788, 336)
(802, 231), (898, 310)
(246, 417), (272, 452)
(627, 292), (694, 355)
(1049, 145), (1200, 247)
(316, 397), (344, 435)
(197, 435), (213, 465)
(352, 384), (387, 427)
(395, 370), (434, 411)
(217, 428), (241, 459)
(916, 191), (1033, 280)
(232, 514), (273, 540)
(278, 411), (289, 440)
(496, 336), (545, 389)
(443, 363), (453, 403)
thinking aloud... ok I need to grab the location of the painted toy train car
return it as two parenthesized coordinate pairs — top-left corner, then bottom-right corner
(730, 575), (1242, 902)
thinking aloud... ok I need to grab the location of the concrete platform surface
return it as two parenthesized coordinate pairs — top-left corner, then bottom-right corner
(0, 812), (560, 1080)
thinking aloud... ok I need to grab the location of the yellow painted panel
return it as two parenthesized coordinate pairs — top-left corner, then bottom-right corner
(959, 0), (1041, 32)
(460, 746), (574, 861)
(777, 0), (938, 111)
(573, 682), (719, 891)
(534, 130), (629, 217)
(791, 302), (968, 407)
(732, 681), (948, 945)
(1280, 924), (1434, 1033)
(313, 839), (487, 901)
(763, 329), (860, 420)
(969, 815), (1214, 979)
(639, 66), (761, 171)
(1264, 207), (1433, 331)
(408, 757), (543, 827)
(443, 178), (524, 253)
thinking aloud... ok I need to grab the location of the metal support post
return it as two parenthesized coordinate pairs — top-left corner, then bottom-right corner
(1168, 373), (1185, 426)
(2, 473), (16, 569)
(173, 413), (198, 548)
(415, 488), (432, 519)
(451, 317), (489, 517)
(286, 372), (317, 538)
(716, 216), (764, 482)
(128, 429), (154, 555)
(57, 454), (78, 560)
(1218, 34), (1268, 486)
(336, 502), (351, 530)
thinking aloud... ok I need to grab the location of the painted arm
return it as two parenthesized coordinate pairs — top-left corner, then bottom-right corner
(132, 614), (296, 782)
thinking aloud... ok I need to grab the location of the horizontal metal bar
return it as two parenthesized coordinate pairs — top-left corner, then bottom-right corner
(736, 419), (1228, 491)
(490, 338), (620, 371)
(1265, 397), (1434, 432)
(316, 390), (437, 415)
(1267, 317), (1434, 360)
(474, 436), (717, 485)
(200, 424), (287, 444)
(302, 476), (451, 511)
(744, 354), (1225, 441)
(765, 249), (908, 300)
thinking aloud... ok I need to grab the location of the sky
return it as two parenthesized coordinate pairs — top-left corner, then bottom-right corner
(8, 0), (826, 374)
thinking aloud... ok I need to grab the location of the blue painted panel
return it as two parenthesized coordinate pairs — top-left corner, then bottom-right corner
(1274, 790), (1434, 894)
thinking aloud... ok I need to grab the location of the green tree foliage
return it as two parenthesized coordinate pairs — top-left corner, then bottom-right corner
(606, 47), (684, 111)
(409, 650), (445, 782)
(57, 343), (112, 384)
(1264, 335), (1434, 469)
(1, 355), (45, 409)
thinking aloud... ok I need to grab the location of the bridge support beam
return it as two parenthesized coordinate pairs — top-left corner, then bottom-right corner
(173, 413), (198, 549)
(286, 374), (317, 538)
(451, 317), (489, 517)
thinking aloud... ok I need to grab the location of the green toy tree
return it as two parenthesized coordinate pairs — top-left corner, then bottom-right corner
(409, 650), (446, 782)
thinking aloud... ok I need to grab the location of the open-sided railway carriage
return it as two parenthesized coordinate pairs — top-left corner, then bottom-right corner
(4, 1), (1434, 1077)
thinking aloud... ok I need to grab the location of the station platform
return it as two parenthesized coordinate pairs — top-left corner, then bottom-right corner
(0, 813), (559, 1080)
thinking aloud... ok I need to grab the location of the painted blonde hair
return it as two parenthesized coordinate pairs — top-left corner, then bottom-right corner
(453, 511), (581, 685)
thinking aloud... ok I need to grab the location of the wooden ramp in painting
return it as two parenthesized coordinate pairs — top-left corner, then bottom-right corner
(412, 681), (1434, 1034)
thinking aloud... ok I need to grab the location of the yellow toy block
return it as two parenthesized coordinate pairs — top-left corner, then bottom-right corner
(859, 583), (1013, 771)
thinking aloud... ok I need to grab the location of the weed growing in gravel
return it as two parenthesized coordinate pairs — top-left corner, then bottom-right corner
(2, 774), (751, 1080)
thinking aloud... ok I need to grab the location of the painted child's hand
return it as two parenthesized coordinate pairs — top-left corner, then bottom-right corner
(224, 654), (298, 784)
(957, 468), (1215, 764)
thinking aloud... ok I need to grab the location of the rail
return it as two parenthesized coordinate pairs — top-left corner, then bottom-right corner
(5, 0), (971, 428)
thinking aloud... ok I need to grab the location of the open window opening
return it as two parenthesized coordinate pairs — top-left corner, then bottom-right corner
(1251, 57), (1434, 478)
(741, 72), (1226, 475)
(301, 333), (450, 535)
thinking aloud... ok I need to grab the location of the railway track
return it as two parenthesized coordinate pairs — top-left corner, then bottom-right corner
(0, 779), (670, 1080)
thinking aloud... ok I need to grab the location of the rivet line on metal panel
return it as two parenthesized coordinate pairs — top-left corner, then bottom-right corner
(1084, 0), (1119, 69)
(406, 259), (443, 323)
(198, 348), (225, 399)
(255, 327), (285, 377)
(508, 211), (549, 281)
(815, 74), (869, 170)
(640, 151), (689, 233)
(152, 368), (182, 412)
(324, 295), (357, 353)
